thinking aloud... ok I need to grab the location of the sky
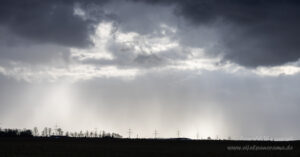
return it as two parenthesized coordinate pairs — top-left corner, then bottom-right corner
(1, 0), (300, 140)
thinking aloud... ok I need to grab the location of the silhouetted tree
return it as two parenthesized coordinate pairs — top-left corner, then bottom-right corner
(65, 131), (69, 137)
(74, 132), (78, 137)
(112, 133), (122, 138)
(0, 128), (32, 137)
(0, 126), (123, 139)
(79, 131), (83, 137)
(48, 128), (52, 136)
(101, 131), (106, 138)
(33, 127), (39, 136)
(57, 128), (63, 136)
(85, 131), (89, 138)
(41, 127), (47, 136)
(19, 129), (33, 137)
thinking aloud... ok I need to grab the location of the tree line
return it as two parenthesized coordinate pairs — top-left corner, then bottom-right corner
(0, 127), (122, 138)
(0, 128), (33, 137)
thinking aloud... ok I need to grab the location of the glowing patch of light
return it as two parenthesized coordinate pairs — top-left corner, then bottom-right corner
(0, 63), (139, 82)
(255, 65), (300, 76)
(70, 22), (114, 61)
(115, 32), (139, 43)
(160, 24), (177, 34)
(114, 25), (179, 55)
(0, 66), (6, 75)
(169, 58), (220, 71)
(73, 5), (86, 19)
(197, 121), (218, 139)
(33, 83), (74, 126)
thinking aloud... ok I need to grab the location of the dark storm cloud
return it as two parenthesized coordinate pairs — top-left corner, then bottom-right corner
(134, 0), (300, 67)
(0, 0), (109, 48)
(2, 0), (300, 67)
(133, 54), (164, 67)
(0, 27), (71, 65)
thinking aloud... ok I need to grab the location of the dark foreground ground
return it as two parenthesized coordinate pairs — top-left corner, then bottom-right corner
(0, 137), (299, 157)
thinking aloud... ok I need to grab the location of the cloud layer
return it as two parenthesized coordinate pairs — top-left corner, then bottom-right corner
(135, 0), (300, 67)
(1, 0), (300, 67)
(0, 0), (111, 47)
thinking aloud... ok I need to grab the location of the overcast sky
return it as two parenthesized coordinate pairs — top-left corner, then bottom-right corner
(1, 0), (300, 140)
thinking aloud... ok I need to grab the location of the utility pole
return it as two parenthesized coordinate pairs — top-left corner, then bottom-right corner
(177, 130), (180, 138)
(128, 129), (132, 138)
(154, 129), (158, 139)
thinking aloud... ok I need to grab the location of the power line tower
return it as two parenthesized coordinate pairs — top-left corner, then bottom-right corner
(154, 129), (158, 139)
(128, 129), (132, 138)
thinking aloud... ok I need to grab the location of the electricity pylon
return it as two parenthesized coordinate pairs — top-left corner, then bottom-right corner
(154, 129), (158, 139)
(128, 129), (132, 138)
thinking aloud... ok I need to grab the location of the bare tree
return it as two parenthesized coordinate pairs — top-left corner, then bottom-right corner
(79, 131), (83, 137)
(57, 128), (63, 136)
(102, 131), (106, 138)
(85, 131), (89, 138)
(48, 128), (52, 136)
(41, 127), (47, 137)
(74, 132), (78, 138)
(112, 133), (122, 138)
(65, 131), (69, 137)
(33, 127), (39, 136)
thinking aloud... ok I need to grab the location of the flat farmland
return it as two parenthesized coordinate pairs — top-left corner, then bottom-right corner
(0, 137), (299, 157)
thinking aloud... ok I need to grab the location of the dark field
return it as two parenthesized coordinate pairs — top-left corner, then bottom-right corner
(0, 137), (299, 157)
